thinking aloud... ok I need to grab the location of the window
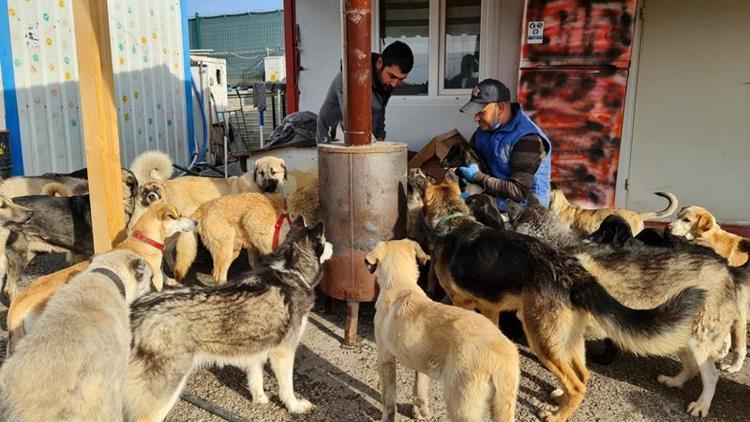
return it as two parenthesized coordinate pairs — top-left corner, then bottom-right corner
(377, 0), (485, 97)
(441, 0), (481, 91)
(379, 0), (430, 95)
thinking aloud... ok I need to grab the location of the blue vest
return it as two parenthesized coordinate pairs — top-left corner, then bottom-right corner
(472, 103), (552, 211)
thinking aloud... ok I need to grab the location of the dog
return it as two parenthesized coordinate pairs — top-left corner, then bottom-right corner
(421, 174), (747, 420)
(0, 171), (88, 199)
(4, 202), (195, 356)
(0, 249), (153, 421)
(0, 169), (138, 299)
(173, 193), (291, 284)
(287, 177), (320, 225)
(366, 239), (519, 422)
(669, 205), (750, 373)
(466, 193), (505, 230)
(439, 142), (488, 195)
(128, 150), (286, 277)
(123, 218), (332, 421)
(549, 188), (679, 236)
(505, 198), (750, 419)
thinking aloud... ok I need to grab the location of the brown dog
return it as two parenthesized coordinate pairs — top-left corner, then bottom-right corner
(5, 202), (195, 356)
(669, 205), (750, 373)
(549, 189), (678, 235)
(174, 193), (290, 284)
(366, 239), (519, 422)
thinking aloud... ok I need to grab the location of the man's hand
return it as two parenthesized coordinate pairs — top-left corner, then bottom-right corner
(457, 164), (480, 182)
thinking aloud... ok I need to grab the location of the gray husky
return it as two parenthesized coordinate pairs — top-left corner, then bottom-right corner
(0, 249), (153, 422)
(123, 217), (333, 421)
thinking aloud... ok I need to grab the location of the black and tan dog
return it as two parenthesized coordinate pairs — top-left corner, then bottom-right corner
(418, 173), (748, 421)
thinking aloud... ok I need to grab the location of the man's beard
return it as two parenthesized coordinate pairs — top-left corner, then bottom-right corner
(375, 67), (393, 94)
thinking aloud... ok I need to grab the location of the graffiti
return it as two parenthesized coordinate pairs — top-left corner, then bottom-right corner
(520, 0), (637, 207)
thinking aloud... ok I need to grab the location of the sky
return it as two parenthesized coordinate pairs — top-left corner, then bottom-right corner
(186, 0), (283, 17)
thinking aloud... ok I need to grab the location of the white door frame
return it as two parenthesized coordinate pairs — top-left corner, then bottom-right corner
(614, 0), (645, 208)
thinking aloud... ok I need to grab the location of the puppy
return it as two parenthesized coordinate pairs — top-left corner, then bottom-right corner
(4, 202), (195, 356)
(466, 193), (505, 230)
(669, 205), (750, 373)
(439, 143), (488, 195)
(0, 249), (152, 421)
(173, 193), (290, 284)
(549, 188), (678, 235)
(366, 239), (519, 422)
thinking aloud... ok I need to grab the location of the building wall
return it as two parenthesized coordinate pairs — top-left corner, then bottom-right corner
(625, 0), (750, 223)
(4, 0), (190, 175)
(297, 0), (524, 150)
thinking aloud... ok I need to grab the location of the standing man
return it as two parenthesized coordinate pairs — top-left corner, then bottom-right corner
(456, 79), (552, 210)
(316, 41), (414, 143)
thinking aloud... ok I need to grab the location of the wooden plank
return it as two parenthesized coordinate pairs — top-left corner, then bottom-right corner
(72, 0), (126, 252)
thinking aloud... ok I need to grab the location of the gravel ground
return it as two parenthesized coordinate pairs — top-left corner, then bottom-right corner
(2, 253), (749, 422)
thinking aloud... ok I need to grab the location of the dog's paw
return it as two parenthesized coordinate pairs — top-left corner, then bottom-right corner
(549, 388), (567, 406)
(719, 359), (743, 374)
(252, 392), (270, 405)
(538, 409), (564, 422)
(412, 403), (431, 420)
(687, 400), (711, 417)
(286, 398), (314, 414)
(657, 374), (685, 389)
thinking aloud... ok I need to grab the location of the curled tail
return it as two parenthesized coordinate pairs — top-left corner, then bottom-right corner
(570, 277), (705, 356)
(130, 150), (173, 184)
(40, 182), (71, 197)
(639, 192), (679, 219)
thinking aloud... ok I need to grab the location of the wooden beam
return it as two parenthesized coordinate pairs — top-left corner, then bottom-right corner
(72, 0), (126, 252)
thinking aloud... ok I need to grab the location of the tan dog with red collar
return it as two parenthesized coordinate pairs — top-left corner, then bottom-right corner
(4, 202), (195, 356)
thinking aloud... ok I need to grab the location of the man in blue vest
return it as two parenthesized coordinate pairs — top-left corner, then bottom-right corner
(456, 79), (552, 211)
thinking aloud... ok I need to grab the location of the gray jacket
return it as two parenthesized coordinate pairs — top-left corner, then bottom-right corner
(316, 54), (390, 143)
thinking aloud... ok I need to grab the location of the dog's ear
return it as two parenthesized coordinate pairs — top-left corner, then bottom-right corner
(130, 256), (151, 283)
(282, 163), (288, 180)
(159, 205), (180, 220)
(413, 242), (430, 266)
(253, 166), (259, 184)
(293, 215), (306, 228)
(311, 221), (325, 238)
(506, 200), (522, 221)
(696, 213), (716, 232)
(364, 255), (378, 274)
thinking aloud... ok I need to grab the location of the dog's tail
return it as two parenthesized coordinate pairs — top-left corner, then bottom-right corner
(40, 182), (71, 197)
(639, 192), (679, 219)
(570, 277), (705, 356)
(489, 348), (519, 422)
(130, 150), (173, 184)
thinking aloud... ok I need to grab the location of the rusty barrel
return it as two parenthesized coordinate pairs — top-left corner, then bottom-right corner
(318, 142), (407, 302)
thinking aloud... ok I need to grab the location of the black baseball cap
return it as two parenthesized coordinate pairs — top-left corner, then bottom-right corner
(459, 79), (511, 115)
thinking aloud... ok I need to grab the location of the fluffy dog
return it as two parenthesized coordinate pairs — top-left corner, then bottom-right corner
(174, 193), (290, 284)
(366, 239), (519, 422)
(0, 172), (88, 199)
(549, 188), (678, 235)
(4, 202), (195, 356)
(123, 219), (332, 421)
(287, 177), (320, 225)
(669, 205), (750, 373)
(0, 249), (153, 421)
(421, 174), (747, 420)
(439, 142), (488, 194)
(466, 193), (505, 230)
(505, 199), (750, 419)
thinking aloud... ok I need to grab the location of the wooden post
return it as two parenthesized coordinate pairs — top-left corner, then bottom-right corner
(72, 0), (126, 252)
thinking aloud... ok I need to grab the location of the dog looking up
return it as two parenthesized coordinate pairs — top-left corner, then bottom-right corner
(549, 188), (678, 236)
(366, 239), (519, 422)
(0, 250), (152, 422)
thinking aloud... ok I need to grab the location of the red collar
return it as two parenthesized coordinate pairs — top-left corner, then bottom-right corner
(132, 231), (164, 251)
(273, 211), (292, 251)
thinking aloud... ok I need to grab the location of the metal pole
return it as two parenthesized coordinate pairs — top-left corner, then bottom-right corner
(342, 0), (372, 146)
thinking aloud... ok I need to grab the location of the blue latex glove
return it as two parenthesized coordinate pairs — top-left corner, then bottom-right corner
(460, 191), (471, 202)
(456, 164), (480, 182)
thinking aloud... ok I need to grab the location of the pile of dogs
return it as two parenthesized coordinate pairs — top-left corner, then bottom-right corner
(0, 150), (326, 421)
(0, 143), (746, 421)
(385, 151), (748, 420)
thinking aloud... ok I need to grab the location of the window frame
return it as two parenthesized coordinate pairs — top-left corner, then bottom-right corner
(373, 0), (498, 99)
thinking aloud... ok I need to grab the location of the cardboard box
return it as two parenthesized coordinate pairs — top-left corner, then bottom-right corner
(407, 129), (468, 181)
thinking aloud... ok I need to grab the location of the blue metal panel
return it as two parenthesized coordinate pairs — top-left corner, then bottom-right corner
(0, 0), (24, 175)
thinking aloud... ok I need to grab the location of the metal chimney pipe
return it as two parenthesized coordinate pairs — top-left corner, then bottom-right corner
(342, 0), (372, 146)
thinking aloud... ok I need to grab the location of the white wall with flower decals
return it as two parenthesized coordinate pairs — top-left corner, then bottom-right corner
(4, 0), (191, 174)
